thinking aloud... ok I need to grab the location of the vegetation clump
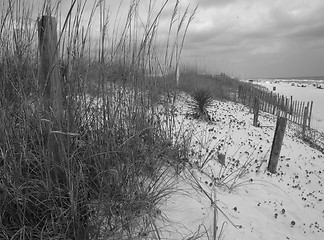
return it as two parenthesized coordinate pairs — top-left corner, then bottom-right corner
(187, 88), (213, 121)
(0, 0), (196, 239)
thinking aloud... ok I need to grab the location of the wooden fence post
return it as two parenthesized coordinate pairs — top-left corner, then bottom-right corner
(238, 85), (242, 100)
(280, 95), (284, 111)
(268, 117), (287, 174)
(294, 101), (298, 123)
(300, 102), (305, 125)
(308, 101), (313, 128)
(242, 87), (246, 105)
(270, 92), (273, 114)
(302, 105), (309, 137)
(38, 15), (66, 187)
(296, 101), (301, 124)
(38, 15), (63, 119)
(253, 97), (260, 127)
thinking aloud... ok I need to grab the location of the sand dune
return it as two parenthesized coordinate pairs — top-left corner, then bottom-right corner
(157, 93), (324, 240)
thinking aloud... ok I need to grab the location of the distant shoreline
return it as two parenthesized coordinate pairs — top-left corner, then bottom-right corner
(259, 76), (324, 81)
(245, 77), (324, 86)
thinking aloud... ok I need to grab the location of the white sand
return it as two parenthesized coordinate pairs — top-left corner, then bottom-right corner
(156, 94), (324, 240)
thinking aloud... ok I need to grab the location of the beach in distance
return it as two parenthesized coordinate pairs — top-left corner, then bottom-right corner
(253, 78), (324, 133)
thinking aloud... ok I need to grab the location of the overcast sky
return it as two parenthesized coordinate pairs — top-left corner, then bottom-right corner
(179, 0), (324, 78)
(5, 0), (324, 78)
(86, 0), (324, 78)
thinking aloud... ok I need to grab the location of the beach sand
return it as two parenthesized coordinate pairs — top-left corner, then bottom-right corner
(156, 93), (324, 240)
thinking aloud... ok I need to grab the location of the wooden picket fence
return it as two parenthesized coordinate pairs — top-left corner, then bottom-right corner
(236, 84), (324, 170)
(237, 85), (313, 129)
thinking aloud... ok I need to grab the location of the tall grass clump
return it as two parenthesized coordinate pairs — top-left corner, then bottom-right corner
(0, 0), (196, 239)
(187, 88), (213, 121)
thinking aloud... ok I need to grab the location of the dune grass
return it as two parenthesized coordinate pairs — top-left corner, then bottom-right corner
(0, 0), (271, 239)
(0, 0), (197, 239)
(177, 71), (240, 101)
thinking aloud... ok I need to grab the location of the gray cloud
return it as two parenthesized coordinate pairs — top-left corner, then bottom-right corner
(7, 0), (324, 78)
(179, 0), (324, 77)
(192, 0), (241, 8)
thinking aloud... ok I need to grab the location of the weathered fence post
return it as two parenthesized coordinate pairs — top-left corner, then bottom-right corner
(38, 16), (63, 119)
(300, 102), (305, 125)
(238, 85), (242, 101)
(308, 101), (313, 128)
(38, 15), (66, 187)
(302, 105), (309, 137)
(296, 101), (301, 124)
(249, 89), (253, 113)
(294, 101), (298, 123)
(253, 97), (260, 127)
(272, 94), (277, 115)
(268, 116), (287, 174)
(280, 95), (285, 112)
(269, 92), (273, 113)
(285, 97), (288, 113)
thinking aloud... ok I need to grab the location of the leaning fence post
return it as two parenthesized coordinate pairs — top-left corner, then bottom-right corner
(268, 116), (287, 174)
(38, 15), (66, 187)
(253, 97), (260, 127)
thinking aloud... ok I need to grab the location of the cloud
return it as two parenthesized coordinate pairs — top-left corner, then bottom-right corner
(189, 0), (241, 8)
(7, 0), (324, 77)
(179, 0), (324, 77)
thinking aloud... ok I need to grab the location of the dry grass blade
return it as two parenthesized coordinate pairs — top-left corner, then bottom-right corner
(187, 170), (239, 230)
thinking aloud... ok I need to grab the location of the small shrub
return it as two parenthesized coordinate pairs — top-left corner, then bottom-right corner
(187, 88), (213, 121)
